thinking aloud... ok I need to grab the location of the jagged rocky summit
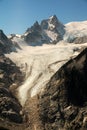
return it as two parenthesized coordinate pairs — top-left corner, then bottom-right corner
(22, 15), (65, 45)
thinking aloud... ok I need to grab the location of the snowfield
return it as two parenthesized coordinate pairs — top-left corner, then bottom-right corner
(64, 21), (87, 42)
(6, 41), (87, 106)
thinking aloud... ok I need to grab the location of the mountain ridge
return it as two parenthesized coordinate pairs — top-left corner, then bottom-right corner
(7, 15), (87, 46)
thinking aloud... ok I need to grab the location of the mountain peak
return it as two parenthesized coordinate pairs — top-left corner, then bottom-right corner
(25, 21), (41, 34)
(41, 15), (59, 29)
(23, 15), (65, 45)
(49, 15), (62, 26)
(33, 21), (39, 26)
(49, 15), (58, 22)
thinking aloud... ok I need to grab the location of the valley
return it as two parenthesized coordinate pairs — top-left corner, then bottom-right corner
(1, 15), (87, 129)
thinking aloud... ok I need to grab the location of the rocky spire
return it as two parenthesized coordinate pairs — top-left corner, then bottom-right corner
(49, 15), (59, 26)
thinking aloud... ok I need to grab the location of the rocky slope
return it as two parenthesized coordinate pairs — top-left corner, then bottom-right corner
(39, 48), (87, 130)
(0, 30), (16, 53)
(0, 52), (25, 129)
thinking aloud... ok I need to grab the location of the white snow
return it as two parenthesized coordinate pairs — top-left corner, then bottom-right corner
(15, 34), (21, 38)
(49, 16), (54, 20)
(64, 21), (87, 41)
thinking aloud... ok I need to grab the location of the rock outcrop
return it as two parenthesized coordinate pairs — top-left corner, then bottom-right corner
(39, 48), (87, 130)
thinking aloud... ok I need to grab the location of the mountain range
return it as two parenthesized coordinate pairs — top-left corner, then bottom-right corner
(0, 15), (87, 130)
(7, 15), (87, 46)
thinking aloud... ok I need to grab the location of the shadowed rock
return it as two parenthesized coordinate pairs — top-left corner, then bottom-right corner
(0, 127), (9, 130)
(0, 54), (24, 125)
(0, 30), (16, 53)
(39, 48), (87, 130)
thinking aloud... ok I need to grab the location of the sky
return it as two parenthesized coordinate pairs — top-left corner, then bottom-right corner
(0, 0), (87, 35)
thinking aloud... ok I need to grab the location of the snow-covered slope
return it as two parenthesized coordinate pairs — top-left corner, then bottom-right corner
(64, 21), (87, 43)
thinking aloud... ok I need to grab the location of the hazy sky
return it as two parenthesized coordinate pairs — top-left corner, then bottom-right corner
(0, 0), (87, 35)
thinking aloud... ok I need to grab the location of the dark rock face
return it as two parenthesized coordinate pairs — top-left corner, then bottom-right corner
(0, 30), (16, 53)
(24, 21), (51, 45)
(0, 53), (24, 124)
(39, 48), (87, 130)
(0, 127), (9, 130)
(24, 21), (43, 45)
(0, 89), (22, 123)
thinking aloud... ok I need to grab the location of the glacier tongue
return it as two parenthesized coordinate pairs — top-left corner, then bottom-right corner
(5, 42), (87, 106)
